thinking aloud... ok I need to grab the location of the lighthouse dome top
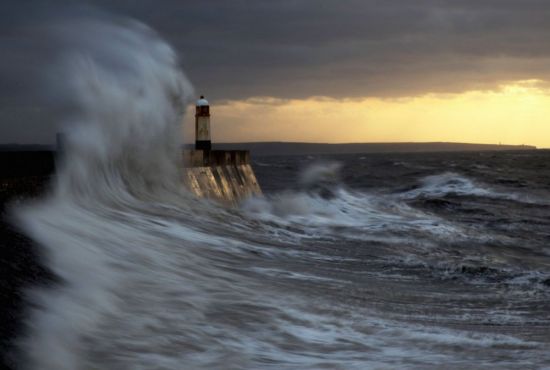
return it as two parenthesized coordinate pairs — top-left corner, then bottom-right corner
(196, 95), (209, 106)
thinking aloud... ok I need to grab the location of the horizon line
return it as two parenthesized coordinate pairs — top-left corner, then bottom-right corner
(1, 141), (544, 149)
(207, 141), (540, 148)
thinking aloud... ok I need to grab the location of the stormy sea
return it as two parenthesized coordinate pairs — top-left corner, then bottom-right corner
(5, 15), (550, 370)
(11, 147), (550, 369)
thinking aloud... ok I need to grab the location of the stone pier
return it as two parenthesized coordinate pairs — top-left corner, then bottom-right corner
(0, 148), (261, 206)
(183, 149), (261, 205)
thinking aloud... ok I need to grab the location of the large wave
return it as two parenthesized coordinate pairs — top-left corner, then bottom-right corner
(401, 172), (547, 204)
(15, 13), (197, 369)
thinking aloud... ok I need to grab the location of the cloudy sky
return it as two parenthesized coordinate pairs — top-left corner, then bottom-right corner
(2, 0), (550, 146)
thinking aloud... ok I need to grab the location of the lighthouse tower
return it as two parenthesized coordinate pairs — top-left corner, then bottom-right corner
(195, 95), (211, 151)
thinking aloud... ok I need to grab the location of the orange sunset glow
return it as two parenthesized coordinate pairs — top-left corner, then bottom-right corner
(184, 80), (550, 148)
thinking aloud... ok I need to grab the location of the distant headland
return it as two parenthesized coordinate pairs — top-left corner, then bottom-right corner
(212, 142), (537, 157)
(0, 142), (537, 157)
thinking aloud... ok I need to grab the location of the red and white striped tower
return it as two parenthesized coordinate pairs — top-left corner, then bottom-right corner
(195, 95), (211, 151)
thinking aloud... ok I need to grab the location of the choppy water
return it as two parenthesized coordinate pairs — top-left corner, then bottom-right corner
(18, 151), (550, 370)
(14, 12), (550, 370)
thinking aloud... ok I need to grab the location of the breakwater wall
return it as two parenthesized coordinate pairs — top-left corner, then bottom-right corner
(183, 150), (261, 205)
(0, 151), (55, 207)
(0, 150), (261, 206)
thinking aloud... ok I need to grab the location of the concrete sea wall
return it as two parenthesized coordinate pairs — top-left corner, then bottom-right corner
(0, 151), (55, 206)
(183, 150), (262, 205)
(0, 150), (261, 206)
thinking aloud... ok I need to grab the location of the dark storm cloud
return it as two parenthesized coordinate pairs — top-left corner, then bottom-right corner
(92, 0), (550, 100)
(1, 0), (550, 142)
(0, 0), (114, 144)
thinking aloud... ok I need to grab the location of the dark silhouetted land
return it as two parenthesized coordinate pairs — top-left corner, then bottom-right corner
(0, 142), (537, 158)
(213, 142), (537, 156)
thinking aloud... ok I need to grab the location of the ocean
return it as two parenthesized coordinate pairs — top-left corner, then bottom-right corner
(12, 149), (550, 369)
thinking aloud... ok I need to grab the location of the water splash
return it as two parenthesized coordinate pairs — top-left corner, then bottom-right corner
(16, 14), (193, 369)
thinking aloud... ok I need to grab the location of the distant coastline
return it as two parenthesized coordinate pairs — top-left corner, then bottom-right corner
(213, 142), (537, 156)
(0, 142), (537, 157)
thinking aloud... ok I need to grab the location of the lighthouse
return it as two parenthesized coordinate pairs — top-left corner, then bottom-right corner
(195, 95), (211, 151)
